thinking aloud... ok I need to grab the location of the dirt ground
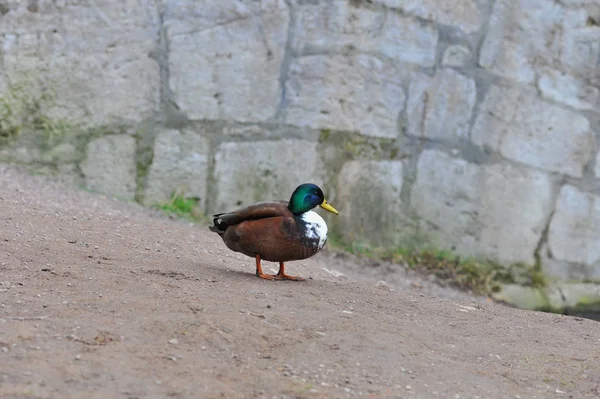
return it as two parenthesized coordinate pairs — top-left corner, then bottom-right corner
(0, 165), (599, 399)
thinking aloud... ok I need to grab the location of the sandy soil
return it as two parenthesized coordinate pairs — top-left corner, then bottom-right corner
(0, 165), (599, 399)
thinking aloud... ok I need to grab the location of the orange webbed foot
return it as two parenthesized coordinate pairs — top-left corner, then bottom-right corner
(275, 262), (305, 281)
(256, 272), (278, 280)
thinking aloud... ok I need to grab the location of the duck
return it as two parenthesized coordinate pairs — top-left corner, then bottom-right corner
(209, 183), (339, 281)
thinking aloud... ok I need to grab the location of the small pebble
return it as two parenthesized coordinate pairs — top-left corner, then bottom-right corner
(168, 338), (178, 345)
(375, 280), (388, 288)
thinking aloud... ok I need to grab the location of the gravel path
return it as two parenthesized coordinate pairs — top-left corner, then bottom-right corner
(1, 165), (598, 398)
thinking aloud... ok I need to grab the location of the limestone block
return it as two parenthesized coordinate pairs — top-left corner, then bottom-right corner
(411, 151), (482, 252)
(411, 150), (554, 264)
(211, 139), (323, 213)
(144, 129), (210, 206)
(471, 85), (594, 178)
(479, 0), (599, 105)
(56, 163), (85, 187)
(82, 135), (137, 200)
(479, 0), (565, 84)
(547, 185), (600, 271)
(538, 69), (600, 112)
(336, 160), (404, 245)
(442, 45), (472, 67)
(492, 285), (548, 311)
(595, 151), (600, 178)
(494, 282), (600, 311)
(47, 143), (79, 164)
(0, 0), (160, 126)
(166, 0), (289, 122)
(284, 55), (405, 138)
(377, 9), (439, 67)
(559, 24), (600, 88)
(163, 0), (285, 35)
(293, 0), (438, 67)
(293, 0), (384, 54)
(406, 69), (476, 141)
(0, 146), (41, 164)
(374, 0), (484, 34)
(545, 283), (600, 310)
(541, 254), (600, 280)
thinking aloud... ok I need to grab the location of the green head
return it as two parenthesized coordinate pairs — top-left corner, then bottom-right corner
(287, 183), (339, 216)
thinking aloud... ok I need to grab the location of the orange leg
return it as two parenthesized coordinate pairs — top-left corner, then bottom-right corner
(255, 254), (276, 280)
(275, 262), (305, 281)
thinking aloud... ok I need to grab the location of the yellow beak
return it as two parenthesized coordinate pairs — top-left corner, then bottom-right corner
(319, 199), (339, 215)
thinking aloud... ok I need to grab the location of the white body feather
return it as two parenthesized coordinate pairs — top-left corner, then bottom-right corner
(300, 210), (328, 249)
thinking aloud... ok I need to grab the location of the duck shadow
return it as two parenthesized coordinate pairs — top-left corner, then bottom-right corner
(199, 262), (318, 284)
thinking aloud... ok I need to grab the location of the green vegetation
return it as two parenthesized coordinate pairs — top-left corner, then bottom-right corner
(155, 190), (208, 223)
(318, 128), (331, 142)
(0, 82), (25, 142)
(34, 115), (74, 150)
(327, 232), (546, 296)
(0, 80), (75, 148)
(537, 296), (600, 319)
(317, 129), (396, 159)
(133, 126), (156, 204)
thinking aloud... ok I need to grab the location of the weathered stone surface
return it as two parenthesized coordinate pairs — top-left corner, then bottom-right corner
(595, 151), (600, 178)
(406, 69), (476, 141)
(374, 0), (483, 34)
(82, 135), (137, 200)
(411, 150), (554, 264)
(480, 0), (557, 83)
(336, 160), (405, 245)
(479, 0), (600, 105)
(284, 55), (405, 138)
(538, 69), (600, 112)
(144, 129), (210, 206)
(56, 163), (85, 187)
(211, 139), (322, 213)
(292, 0), (383, 53)
(377, 9), (438, 67)
(166, 0), (289, 122)
(559, 23), (600, 88)
(293, 1), (438, 67)
(442, 45), (472, 67)
(472, 85), (594, 178)
(47, 143), (79, 164)
(495, 280), (600, 312)
(546, 282), (600, 310)
(492, 285), (548, 311)
(0, 146), (40, 164)
(0, 0), (160, 126)
(479, 0), (561, 83)
(411, 151), (482, 254)
(546, 185), (600, 277)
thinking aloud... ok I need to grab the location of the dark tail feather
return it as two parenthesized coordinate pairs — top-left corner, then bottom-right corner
(208, 213), (228, 236)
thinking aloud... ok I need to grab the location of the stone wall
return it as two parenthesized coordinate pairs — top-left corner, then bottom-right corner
(1, 0), (600, 282)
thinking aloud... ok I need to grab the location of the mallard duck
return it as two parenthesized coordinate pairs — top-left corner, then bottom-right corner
(209, 183), (339, 281)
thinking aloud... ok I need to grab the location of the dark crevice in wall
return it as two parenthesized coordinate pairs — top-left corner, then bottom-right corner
(204, 133), (220, 215)
(151, 1), (187, 128)
(472, 0), (497, 66)
(534, 209), (556, 272)
(274, 0), (297, 121)
(133, 123), (157, 204)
